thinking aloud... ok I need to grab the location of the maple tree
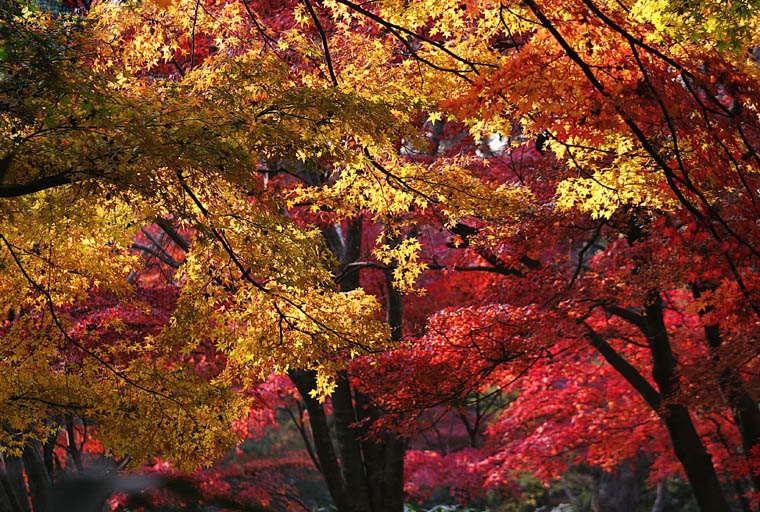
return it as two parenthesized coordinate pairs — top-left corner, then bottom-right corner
(4, 0), (760, 511)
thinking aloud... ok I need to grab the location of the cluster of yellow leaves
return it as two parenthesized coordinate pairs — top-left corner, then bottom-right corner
(0, 193), (138, 305)
(154, 180), (392, 399)
(0, 315), (246, 468)
(0, 4), (399, 465)
(630, 0), (760, 55)
(552, 135), (678, 218)
(373, 237), (428, 292)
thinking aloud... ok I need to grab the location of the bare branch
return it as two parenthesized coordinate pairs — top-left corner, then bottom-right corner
(302, 0), (339, 86)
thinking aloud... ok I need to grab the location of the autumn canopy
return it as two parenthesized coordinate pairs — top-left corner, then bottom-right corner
(2, 0), (760, 510)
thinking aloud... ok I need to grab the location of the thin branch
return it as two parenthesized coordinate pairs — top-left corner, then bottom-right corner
(302, 0), (339, 86)
(189, 0), (201, 71)
(603, 304), (648, 331)
(567, 220), (604, 288)
(584, 321), (661, 410)
(283, 404), (321, 472)
(155, 217), (190, 252)
(132, 242), (181, 268)
(335, 0), (495, 74)
(8, 395), (92, 410)
(141, 226), (181, 260)
(336, 261), (524, 283)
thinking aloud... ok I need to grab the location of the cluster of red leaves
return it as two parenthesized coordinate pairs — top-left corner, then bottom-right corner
(108, 456), (310, 511)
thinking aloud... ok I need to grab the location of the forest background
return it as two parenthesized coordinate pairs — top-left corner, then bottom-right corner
(3, 0), (760, 510)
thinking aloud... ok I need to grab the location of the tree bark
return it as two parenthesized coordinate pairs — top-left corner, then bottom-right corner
(693, 283), (760, 496)
(644, 293), (732, 512)
(1, 454), (29, 512)
(332, 376), (372, 512)
(330, 216), (376, 512)
(289, 369), (351, 512)
(288, 218), (407, 512)
(381, 435), (405, 512)
(21, 442), (49, 512)
(379, 266), (405, 512)
(354, 393), (386, 512)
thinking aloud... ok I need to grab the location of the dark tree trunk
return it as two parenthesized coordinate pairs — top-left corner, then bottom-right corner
(379, 264), (405, 512)
(354, 393), (386, 512)
(0, 467), (18, 512)
(288, 217), (406, 512)
(64, 416), (83, 472)
(0, 489), (13, 512)
(644, 293), (732, 512)
(332, 375), (372, 512)
(41, 439), (55, 482)
(693, 283), (760, 496)
(21, 442), (49, 512)
(659, 405), (731, 512)
(289, 369), (351, 512)
(381, 435), (405, 512)
(2, 454), (29, 512)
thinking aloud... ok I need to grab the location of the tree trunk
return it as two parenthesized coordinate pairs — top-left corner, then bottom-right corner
(329, 216), (376, 512)
(644, 293), (732, 512)
(379, 267), (405, 512)
(21, 442), (49, 512)
(354, 392), (386, 512)
(381, 435), (405, 512)
(659, 404), (731, 512)
(287, 217), (406, 512)
(693, 284), (760, 496)
(2, 454), (29, 512)
(289, 369), (351, 512)
(332, 375), (372, 512)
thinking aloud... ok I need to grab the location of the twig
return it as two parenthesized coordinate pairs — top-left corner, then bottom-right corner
(302, 0), (339, 86)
